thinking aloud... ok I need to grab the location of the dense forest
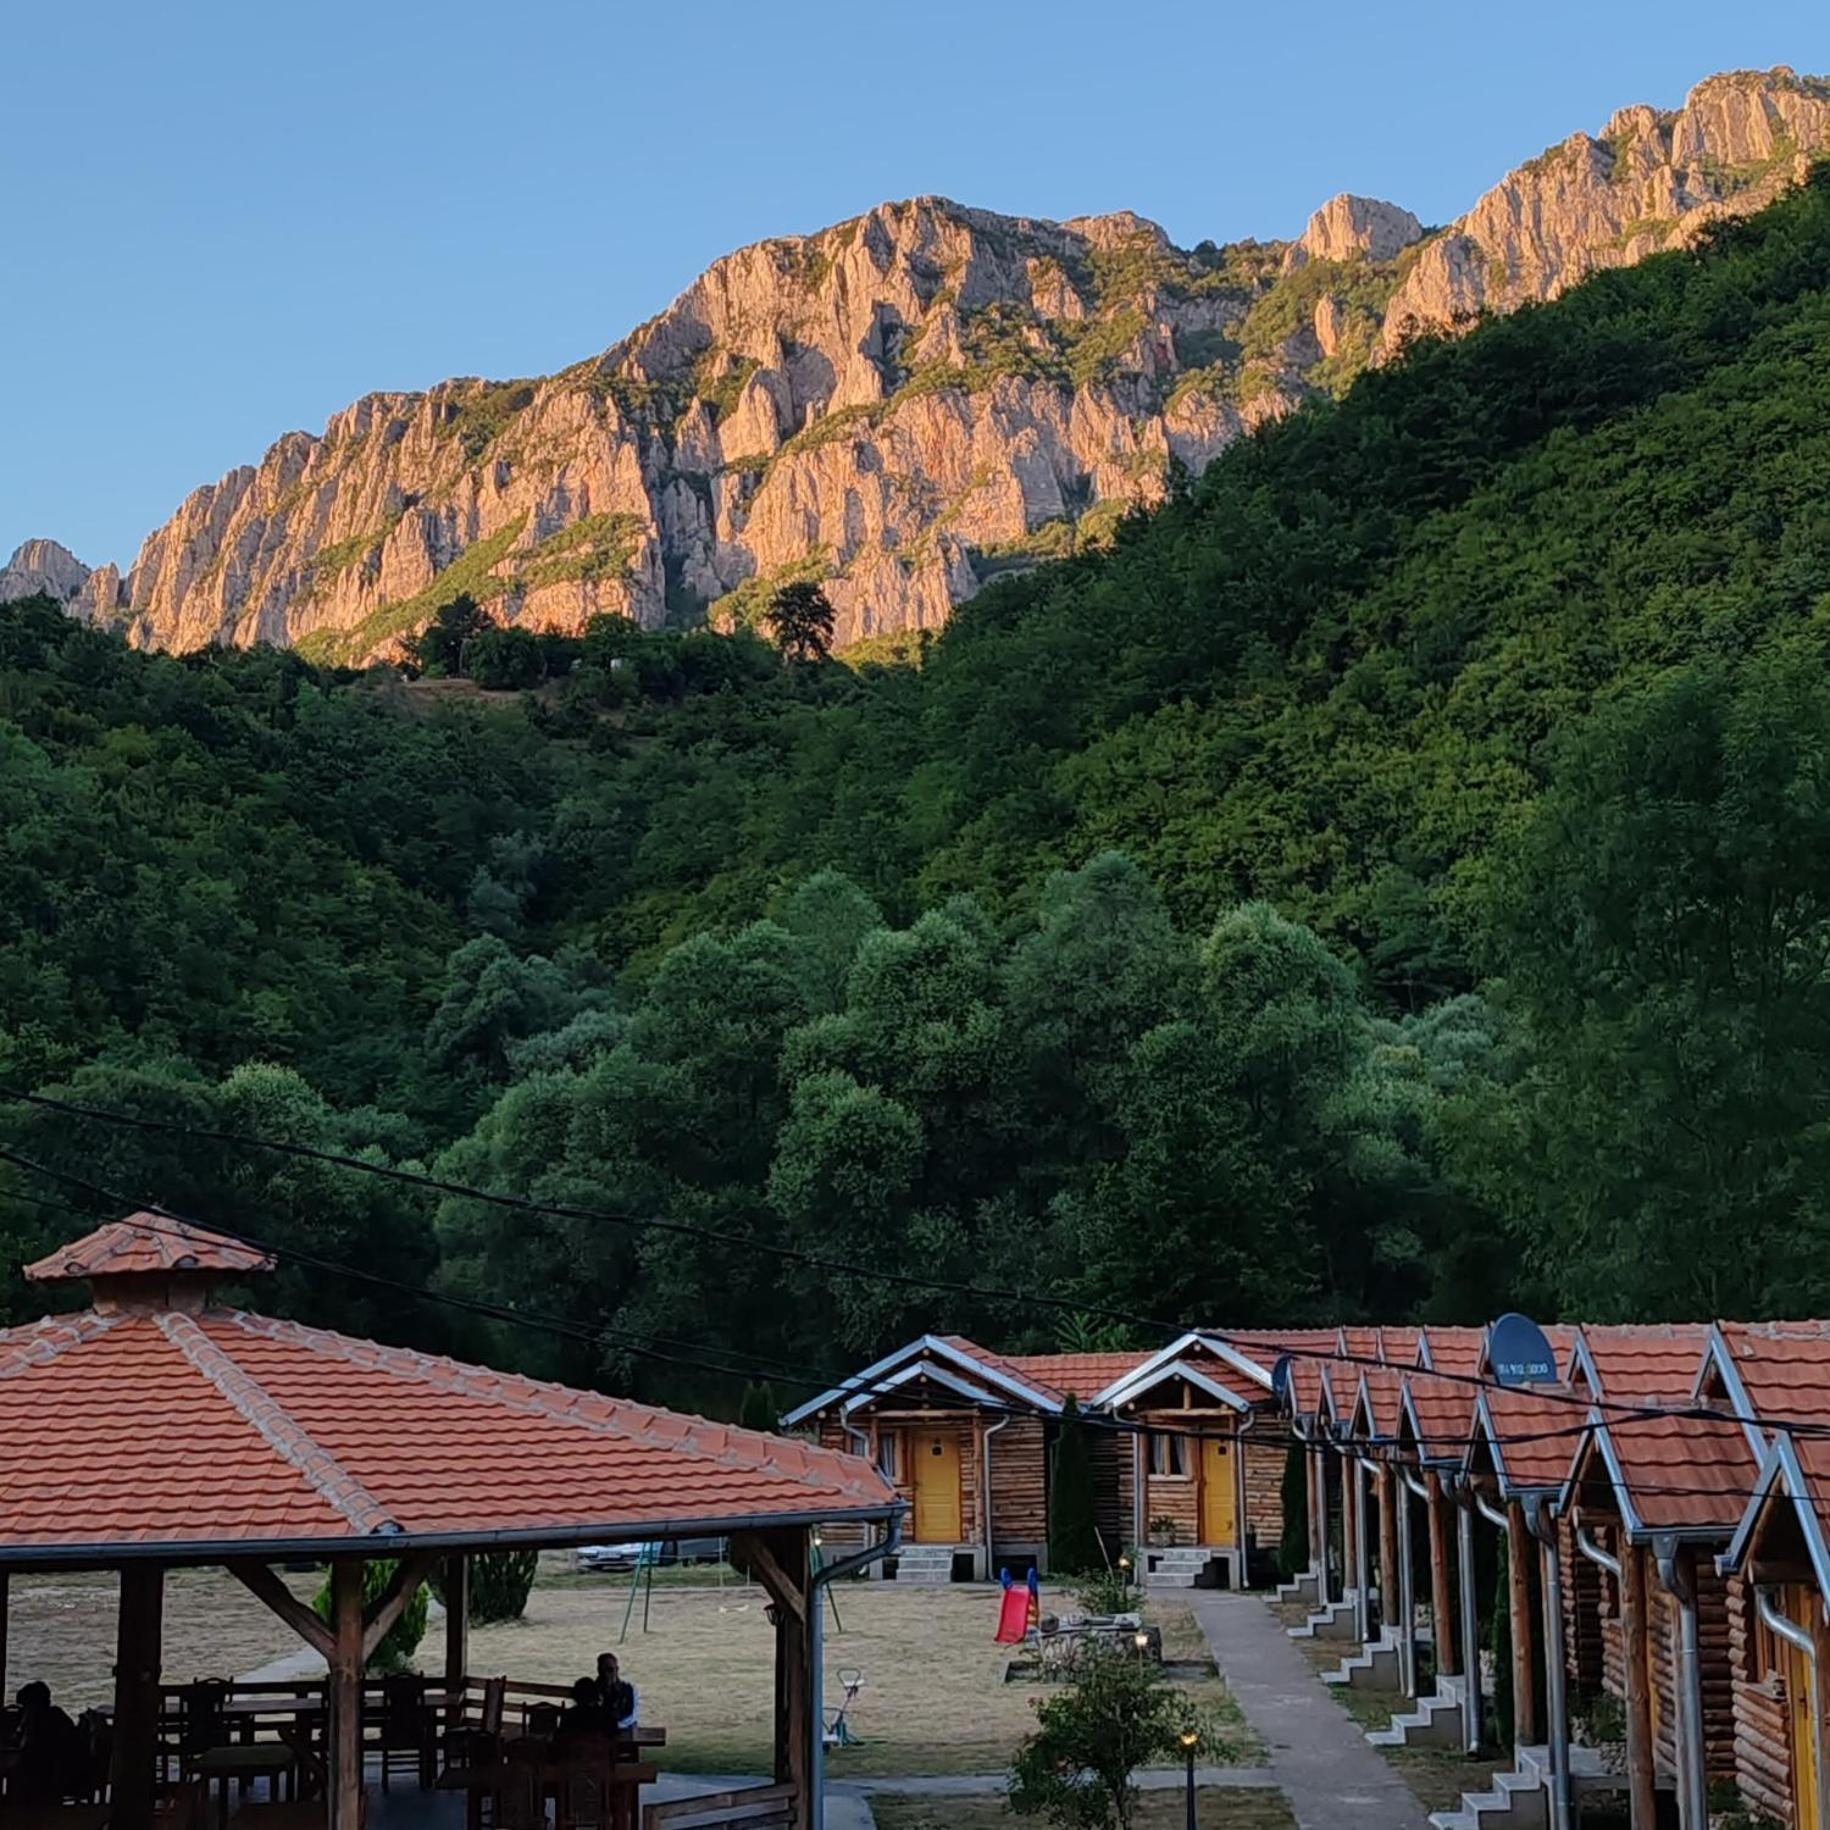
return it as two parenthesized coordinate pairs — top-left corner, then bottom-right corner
(8, 169), (1830, 1412)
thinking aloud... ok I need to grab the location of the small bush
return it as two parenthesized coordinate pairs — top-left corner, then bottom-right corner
(313, 1561), (428, 1674)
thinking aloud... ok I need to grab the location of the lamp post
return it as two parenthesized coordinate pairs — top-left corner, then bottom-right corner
(1118, 1553), (1132, 1598)
(1134, 1629), (1150, 1662)
(1179, 1728), (1199, 1830)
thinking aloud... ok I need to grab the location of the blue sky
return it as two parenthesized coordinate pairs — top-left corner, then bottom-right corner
(6, 1), (1826, 569)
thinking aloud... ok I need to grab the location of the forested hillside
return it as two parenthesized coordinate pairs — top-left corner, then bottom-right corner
(8, 170), (1830, 1409)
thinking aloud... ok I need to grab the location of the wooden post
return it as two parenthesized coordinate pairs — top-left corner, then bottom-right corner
(1428, 1473), (1458, 1677)
(327, 1559), (365, 1830)
(1618, 1542), (1656, 1827)
(1507, 1505), (1540, 1748)
(444, 1554), (469, 1717)
(734, 1529), (813, 1830)
(109, 1564), (165, 1830)
(1379, 1467), (1401, 1638)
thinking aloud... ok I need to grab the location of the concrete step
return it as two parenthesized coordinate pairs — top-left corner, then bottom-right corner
(1428, 1764), (1548, 1830)
(1322, 1629), (1402, 1691)
(1365, 1674), (1467, 1749)
(891, 1547), (958, 1585)
(1287, 1595), (1360, 1642)
(1144, 1547), (1223, 1589)
(1274, 1568), (1321, 1606)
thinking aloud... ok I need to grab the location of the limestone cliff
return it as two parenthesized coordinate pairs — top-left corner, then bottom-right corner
(19, 66), (1828, 661)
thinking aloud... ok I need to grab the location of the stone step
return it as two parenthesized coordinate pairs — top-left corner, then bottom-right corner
(891, 1547), (958, 1585)
(1364, 1677), (1467, 1749)
(1321, 1629), (1403, 1692)
(1274, 1568), (1321, 1606)
(1428, 1765), (1548, 1830)
(1287, 1595), (1361, 1642)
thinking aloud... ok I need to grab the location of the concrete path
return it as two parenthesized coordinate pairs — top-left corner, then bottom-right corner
(1188, 1593), (1428, 1830)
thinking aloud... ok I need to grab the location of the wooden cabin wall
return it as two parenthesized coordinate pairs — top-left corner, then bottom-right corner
(958, 1416), (983, 1544)
(1651, 1581), (1679, 1777)
(1088, 1426), (1133, 1553)
(1243, 1434), (1287, 1548)
(1561, 1516), (1608, 1698)
(1596, 1522), (1627, 1703)
(987, 1414), (1048, 1548)
(1726, 1574), (1793, 1824)
(1696, 1559), (1738, 1781)
(815, 1417), (871, 1550)
(1136, 1410), (1201, 1544)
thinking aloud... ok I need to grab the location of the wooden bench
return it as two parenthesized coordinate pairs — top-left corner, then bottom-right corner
(641, 1782), (797, 1830)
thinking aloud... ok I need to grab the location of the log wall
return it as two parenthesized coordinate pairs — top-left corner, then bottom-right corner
(1088, 1425), (1133, 1554)
(1244, 1434), (1287, 1550)
(987, 1414), (1048, 1551)
(1726, 1574), (1794, 1825)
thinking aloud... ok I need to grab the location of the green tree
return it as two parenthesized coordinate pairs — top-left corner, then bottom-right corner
(1049, 1397), (1103, 1576)
(1277, 1437), (1309, 1578)
(738, 1381), (780, 1434)
(763, 580), (836, 663)
(406, 594), (494, 677)
(314, 1560), (428, 1673)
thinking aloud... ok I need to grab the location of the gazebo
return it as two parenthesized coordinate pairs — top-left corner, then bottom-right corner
(0, 1214), (902, 1830)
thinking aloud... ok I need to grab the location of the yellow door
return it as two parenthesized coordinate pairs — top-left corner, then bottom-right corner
(911, 1428), (962, 1543)
(1785, 1585), (1822, 1830)
(1200, 1436), (1236, 1546)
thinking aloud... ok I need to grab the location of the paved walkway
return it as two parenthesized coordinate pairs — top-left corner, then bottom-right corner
(1188, 1593), (1429, 1830)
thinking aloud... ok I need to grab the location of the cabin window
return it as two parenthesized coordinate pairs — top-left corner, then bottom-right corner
(1149, 1432), (1190, 1478)
(876, 1432), (902, 1481)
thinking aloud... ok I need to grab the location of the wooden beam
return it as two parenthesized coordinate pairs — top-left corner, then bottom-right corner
(1378, 1467), (1401, 1637)
(733, 1532), (807, 1622)
(227, 1559), (336, 1661)
(1506, 1504), (1539, 1748)
(327, 1560), (364, 1830)
(1427, 1473), (1458, 1677)
(361, 1549), (441, 1664)
(109, 1565), (165, 1830)
(1619, 1542), (1657, 1829)
(443, 1554), (470, 1703)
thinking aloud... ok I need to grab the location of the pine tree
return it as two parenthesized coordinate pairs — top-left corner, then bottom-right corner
(1278, 1437), (1310, 1577)
(739, 1381), (780, 1434)
(1049, 1396), (1103, 1575)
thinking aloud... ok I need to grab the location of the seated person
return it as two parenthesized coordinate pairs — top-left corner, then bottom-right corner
(594, 1654), (639, 1731)
(11, 1682), (80, 1805)
(554, 1677), (611, 1742)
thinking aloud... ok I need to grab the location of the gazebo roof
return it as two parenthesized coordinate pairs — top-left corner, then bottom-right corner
(25, 1213), (275, 1283)
(0, 1220), (898, 1566)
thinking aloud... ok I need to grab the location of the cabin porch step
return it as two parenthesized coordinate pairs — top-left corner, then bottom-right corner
(1427, 1763), (1548, 1830)
(1274, 1567), (1320, 1606)
(1286, 1594), (1359, 1641)
(1322, 1628), (1403, 1691)
(1365, 1673), (1468, 1748)
(891, 1545), (960, 1584)
(1143, 1547), (1225, 1589)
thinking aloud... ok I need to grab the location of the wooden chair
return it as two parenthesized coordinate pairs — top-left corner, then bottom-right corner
(443, 1677), (506, 1771)
(372, 1676), (434, 1792)
(174, 1682), (230, 1781)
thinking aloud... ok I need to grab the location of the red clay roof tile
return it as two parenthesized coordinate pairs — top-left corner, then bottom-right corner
(25, 1215), (273, 1283)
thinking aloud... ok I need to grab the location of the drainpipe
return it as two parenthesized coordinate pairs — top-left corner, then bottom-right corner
(810, 1519), (900, 1830)
(1454, 1484), (1484, 1756)
(1353, 1458), (1373, 1642)
(1756, 1588), (1830, 1830)
(1524, 1496), (1572, 1830)
(1655, 1537), (1708, 1830)
(1398, 1469), (1430, 1698)
(982, 1415), (1009, 1581)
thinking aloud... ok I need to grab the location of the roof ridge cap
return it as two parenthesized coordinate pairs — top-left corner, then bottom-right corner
(0, 1311), (119, 1379)
(159, 1311), (398, 1535)
(227, 1313), (891, 1508)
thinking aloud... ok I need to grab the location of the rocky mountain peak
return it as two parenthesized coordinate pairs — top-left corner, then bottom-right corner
(20, 66), (1830, 666)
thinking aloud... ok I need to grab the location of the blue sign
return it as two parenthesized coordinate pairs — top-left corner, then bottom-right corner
(1487, 1312), (1559, 1387)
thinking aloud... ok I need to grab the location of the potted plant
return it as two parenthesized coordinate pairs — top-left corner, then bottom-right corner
(1146, 1516), (1178, 1549)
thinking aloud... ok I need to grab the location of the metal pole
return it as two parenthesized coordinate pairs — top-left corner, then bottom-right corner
(1656, 1540), (1709, 1830)
(1184, 1737), (1197, 1830)
(1353, 1461), (1372, 1642)
(1526, 1500), (1572, 1830)
(1457, 1497), (1483, 1755)
(1397, 1475), (1418, 1697)
(810, 1523), (900, 1830)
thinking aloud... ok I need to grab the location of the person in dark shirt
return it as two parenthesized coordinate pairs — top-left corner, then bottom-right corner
(594, 1654), (638, 1730)
(554, 1677), (611, 1743)
(12, 1683), (79, 1805)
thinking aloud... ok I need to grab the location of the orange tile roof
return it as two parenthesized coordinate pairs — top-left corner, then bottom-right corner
(1571, 1324), (1711, 1401)
(0, 1302), (897, 1559)
(1476, 1386), (1588, 1496)
(1591, 1411), (1759, 1535)
(26, 1215), (273, 1283)
(1402, 1372), (1477, 1465)
(1006, 1351), (1150, 1401)
(1715, 1324), (1830, 1426)
(935, 1336), (1068, 1402)
(1354, 1366), (1407, 1441)
(1418, 1328), (1488, 1376)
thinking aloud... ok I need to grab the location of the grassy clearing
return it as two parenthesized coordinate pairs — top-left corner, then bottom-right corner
(872, 1790), (1297, 1830)
(447, 1579), (1256, 1778)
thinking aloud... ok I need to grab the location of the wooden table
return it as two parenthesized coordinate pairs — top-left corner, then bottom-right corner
(437, 1749), (659, 1830)
(192, 1742), (297, 1830)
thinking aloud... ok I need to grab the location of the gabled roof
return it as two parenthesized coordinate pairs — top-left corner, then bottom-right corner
(1400, 1372), (1475, 1467)
(1417, 1328), (1488, 1376)
(780, 1333), (1064, 1426)
(1567, 1324), (1710, 1402)
(1721, 1430), (1830, 1598)
(840, 1359), (1002, 1414)
(1090, 1330), (1275, 1408)
(1468, 1385), (1585, 1498)
(1351, 1366), (1406, 1444)
(26, 1215), (273, 1284)
(0, 1304), (898, 1562)
(1001, 1351), (1148, 1403)
(1564, 1404), (1757, 1540)
(1101, 1357), (1253, 1414)
(1707, 1323), (1830, 1433)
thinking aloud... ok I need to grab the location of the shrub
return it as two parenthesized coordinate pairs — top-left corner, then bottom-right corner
(1009, 1642), (1228, 1830)
(1049, 1398), (1103, 1576)
(469, 1550), (540, 1625)
(1277, 1437), (1309, 1578)
(313, 1560), (428, 1674)
(738, 1381), (779, 1433)
(1075, 1566), (1134, 1618)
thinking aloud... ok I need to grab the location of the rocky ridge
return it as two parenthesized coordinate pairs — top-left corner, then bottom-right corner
(12, 66), (1829, 661)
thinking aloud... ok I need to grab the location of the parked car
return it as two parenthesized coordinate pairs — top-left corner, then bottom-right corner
(574, 1536), (726, 1573)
